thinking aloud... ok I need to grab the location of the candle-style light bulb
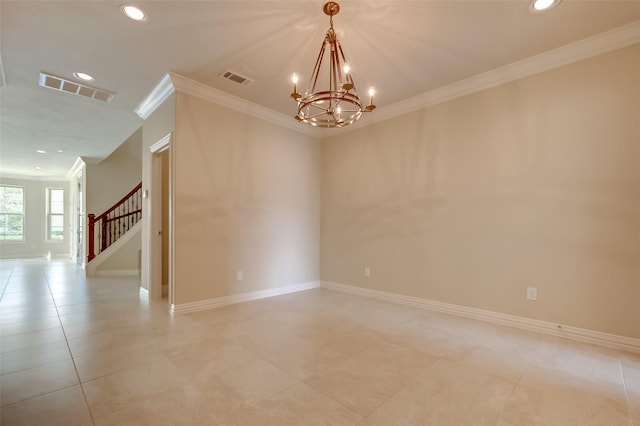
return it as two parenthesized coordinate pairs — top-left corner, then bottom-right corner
(291, 73), (301, 100)
(366, 87), (376, 111)
(341, 64), (354, 91)
(334, 105), (343, 125)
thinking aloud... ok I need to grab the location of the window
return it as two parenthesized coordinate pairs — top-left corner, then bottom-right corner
(47, 188), (65, 241)
(0, 185), (25, 241)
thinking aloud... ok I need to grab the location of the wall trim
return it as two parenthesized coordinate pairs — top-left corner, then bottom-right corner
(325, 22), (640, 136)
(95, 269), (140, 277)
(0, 172), (70, 182)
(168, 72), (322, 139)
(134, 73), (175, 120)
(170, 280), (320, 314)
(149, 132), (171, 154)
(132, 24), (638, 140)
(65, 157), (85, 180)
(0, 52), (6, 88)
(320, 281), (640, 354)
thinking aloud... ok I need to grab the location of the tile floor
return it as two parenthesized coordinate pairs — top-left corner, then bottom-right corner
(0, 258), (639, 425)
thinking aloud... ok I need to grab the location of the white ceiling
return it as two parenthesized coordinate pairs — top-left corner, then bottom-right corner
(1, 1), (639, 179)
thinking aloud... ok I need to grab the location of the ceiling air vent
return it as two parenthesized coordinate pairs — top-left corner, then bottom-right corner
(38, 72), (115, 103)
(220, 69), (254, 86)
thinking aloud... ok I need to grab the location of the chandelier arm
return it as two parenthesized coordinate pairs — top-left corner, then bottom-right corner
(307, 104), (329, 112)
(301, 110), (330, 120)
(334, 40), (344, 92)
(329, 43), (338, 108)
(309, 41), (327, 95)
(336, 42), (356, 92)
(336, 49), (346, 108)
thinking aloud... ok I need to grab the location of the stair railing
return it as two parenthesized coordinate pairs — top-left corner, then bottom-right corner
(87, 182), (142, 262)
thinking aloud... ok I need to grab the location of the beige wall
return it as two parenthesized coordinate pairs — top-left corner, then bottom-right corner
(85, 127), (142, 274)
(96, 228), (141, 274)
(173, 92), (321, 304)
(86, 127), (142, 215)
(321, 45), (640, 339)
(0, 177), (71, 258)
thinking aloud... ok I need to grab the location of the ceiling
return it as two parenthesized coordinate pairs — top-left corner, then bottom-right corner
(1, 1), (639, 179)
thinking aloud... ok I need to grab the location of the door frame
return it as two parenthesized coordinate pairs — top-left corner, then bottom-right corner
(147, 132), (174, 305)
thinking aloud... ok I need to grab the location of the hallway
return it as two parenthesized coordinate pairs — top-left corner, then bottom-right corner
(1, 258), (639, 425)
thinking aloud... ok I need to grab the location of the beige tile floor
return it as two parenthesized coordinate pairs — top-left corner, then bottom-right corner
(1, 258), (639, 425)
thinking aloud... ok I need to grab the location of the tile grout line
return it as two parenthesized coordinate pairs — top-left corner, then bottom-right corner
(495, 330), (544, 424)
(364, 356), (445, 422)
(0, 265), (15, 302)
(43, 264), (97, 426)
(619, 360), (636, 426)
(0, 263), (76, 408)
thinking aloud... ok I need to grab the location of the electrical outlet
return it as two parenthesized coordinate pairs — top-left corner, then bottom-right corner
(364, 267), (370, 277)
(527, 287), (537, 301)
(237, 270), (243, 281)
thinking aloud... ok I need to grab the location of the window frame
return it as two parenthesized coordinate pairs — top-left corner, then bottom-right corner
(0, 185), (25, 242)
(46, 187), (65, 242)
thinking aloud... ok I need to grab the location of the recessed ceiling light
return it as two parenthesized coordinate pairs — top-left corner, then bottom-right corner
(121, 5), (147, 21)
(36, 149), (47, 154)
(530, 0), (561, 12)
(73, 72), (94, 82)
(35, 166), (42, 170)
(57, 149), (64, 153)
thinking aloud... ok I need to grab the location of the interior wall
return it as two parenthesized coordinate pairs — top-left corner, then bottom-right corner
(0, 177), (71, 258)
(173, 92), (321, 305)
(86, 127), (142, 215)
(320, 45), (640, 339)
(84, 127), (142, 274)
(95, 228), (142, 274)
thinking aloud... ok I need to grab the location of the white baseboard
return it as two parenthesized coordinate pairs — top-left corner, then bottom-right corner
(95, 269), (141, 277)
(170, 280), (320, 314)
(320, 281), (640, 354)
(139, 287), (149, 298)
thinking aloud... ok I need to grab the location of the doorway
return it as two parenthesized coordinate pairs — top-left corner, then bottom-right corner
(76, 180), (83, 265)
(160, 148), (169, 298)
(147, 132), (173, 305)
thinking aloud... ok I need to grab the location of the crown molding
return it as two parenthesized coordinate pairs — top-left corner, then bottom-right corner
(0, 172), (70, 182)
(133, 22), (639, 138)
(168, 72), (322, 138)
(368, 21), (640, 128)
(65, 156), (86, 179)
(134, 73), (175, 120)
(0, 53), (6, 88)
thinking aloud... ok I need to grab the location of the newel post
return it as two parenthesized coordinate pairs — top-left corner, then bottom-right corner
(87, 213), (95, 262)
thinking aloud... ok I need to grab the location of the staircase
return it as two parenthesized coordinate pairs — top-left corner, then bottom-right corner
(87, 182), (142, 262)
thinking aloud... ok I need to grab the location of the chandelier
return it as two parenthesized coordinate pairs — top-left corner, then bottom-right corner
(291, 2), (375, 128)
